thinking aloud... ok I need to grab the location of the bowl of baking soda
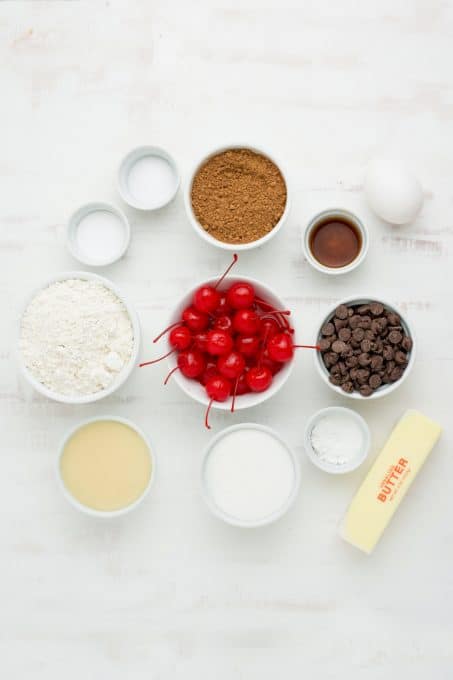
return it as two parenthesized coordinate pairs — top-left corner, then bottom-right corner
(304, 406), (371, 474)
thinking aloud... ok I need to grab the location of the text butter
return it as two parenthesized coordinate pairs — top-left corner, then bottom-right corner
(341, 410), (441, 553)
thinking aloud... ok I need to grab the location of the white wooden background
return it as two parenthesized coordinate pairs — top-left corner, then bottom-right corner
(1, 2), (452, 678)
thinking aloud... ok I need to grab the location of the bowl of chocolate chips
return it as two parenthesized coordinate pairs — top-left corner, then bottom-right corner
(314, 297), (415, 399)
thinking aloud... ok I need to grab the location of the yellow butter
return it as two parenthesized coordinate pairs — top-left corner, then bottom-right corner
(341, 410), (441, 553)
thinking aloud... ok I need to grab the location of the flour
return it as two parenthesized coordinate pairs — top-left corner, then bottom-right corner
(20, 279), (134, 396)
(310, 412), (364, 466)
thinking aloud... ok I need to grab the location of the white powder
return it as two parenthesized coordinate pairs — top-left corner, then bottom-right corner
(310, 412), (364, 467)
(75, 210), (126, 264)
(204, 429), (296, 523)
(20, 279), (134, 396)
(127, 155), (177, 208)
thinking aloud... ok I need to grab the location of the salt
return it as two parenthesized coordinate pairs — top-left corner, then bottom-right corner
(204, 428), (296, 523)
(127, 155), (177, 208)
(310, 412), (364, 467)
(75, 210), (126, 264)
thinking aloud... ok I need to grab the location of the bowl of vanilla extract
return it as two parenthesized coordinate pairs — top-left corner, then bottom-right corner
(303, 208), (369, 275)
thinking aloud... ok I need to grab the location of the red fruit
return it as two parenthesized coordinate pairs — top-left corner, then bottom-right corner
(205, 375), (232, 429)
(178, 349), (206, 378)
(235, 334), (260, 358)
(169, 325), (191, 351)
(246, 366), (273, 392)
(260, 348), (282, 375)
(206, 329), (233, 356)
(259, 316), (280, 341)
(232, 308), (260, 335)
(217, 351), (245, 380)
(193, 285), (220, 314)
(267, 332), (294, 363)
(194, 332), (209, 352)
(226, 281), (255, 309)
(234, 372), (250, 395)
(200, 362), (218, 386)
(182, 306), (209, 332)
(213, 314), (233, 333)
(213, 294), (231, 317)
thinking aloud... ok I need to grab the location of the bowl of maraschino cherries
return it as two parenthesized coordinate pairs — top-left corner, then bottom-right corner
(140, 255), (318, 428)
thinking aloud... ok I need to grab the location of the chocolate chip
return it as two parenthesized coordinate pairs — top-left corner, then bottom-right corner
(369, 374), (382, 389)
(338, 327), (351, 342)
(360, 339), (372, 353)
(329, 374), (342, 386)
(346, 355), (358, 368)
(341, 381), (354, 393)
(349, 315), (361, 329)
(321, 322), (335, 336)
(331, 340), (347, 354)
(390, 367), (404, 382)
(324, 352), (339, 367)
(370, 302), (384, 317)
(357, 304), (371, 315)
(358, 353), (371, 367)
(387, 312), (401, 326)
(334, 317), (349, 332)
(352, 327), (364, 342)
(388, 330), (403, 345)
(356, 368), (370, 384)
(370, 355), (383, 371)
(402, 335), (413, 352)
(394, 350), (408, 365)
(319, 338), (331, 352)
(383, 345), (394, 361)
(359, 384), (373, 397)
(335, 304), (349, 320)
(358, 316), (371, 329)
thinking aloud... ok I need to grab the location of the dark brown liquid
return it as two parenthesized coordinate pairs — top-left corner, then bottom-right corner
(309, 218), (361, 268)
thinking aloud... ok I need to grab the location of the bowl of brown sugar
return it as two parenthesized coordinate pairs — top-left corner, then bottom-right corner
(185, 145), (290, 250)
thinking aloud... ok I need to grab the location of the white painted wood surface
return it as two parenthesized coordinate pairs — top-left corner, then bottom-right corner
(1, 2), (452, 677)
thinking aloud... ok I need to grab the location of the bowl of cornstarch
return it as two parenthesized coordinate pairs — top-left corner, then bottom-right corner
(18, 272), (140, 404)
(304, 406), (371, 474)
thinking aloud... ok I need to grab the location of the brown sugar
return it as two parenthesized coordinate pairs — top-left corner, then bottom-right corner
(190, 148), (287, 244)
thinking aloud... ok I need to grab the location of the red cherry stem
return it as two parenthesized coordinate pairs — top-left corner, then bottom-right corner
(294, 344), (320, 350)
(231, 377), (239, 413)
(214, 253), (238, 289)
(139, 349), (175, 367)
(205, 398), (213, 429)
(163, 366), (179, 385)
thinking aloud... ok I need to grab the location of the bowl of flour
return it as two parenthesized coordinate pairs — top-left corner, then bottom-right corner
(18, 272), (140, 403)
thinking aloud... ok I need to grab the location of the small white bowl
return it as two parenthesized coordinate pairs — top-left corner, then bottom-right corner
(161, 276), (294, 412)
(67, 202), (130, 267)
(57, 415), (155, 518)
(184, 143), (290, 251)
(302, 208), (369, 275)
(118, 145), (180, 211)
(201, 423), (301, 528)
(304, 406), (371, 474)
(18, 271), (141, 404)
(314, 295), (416, 400)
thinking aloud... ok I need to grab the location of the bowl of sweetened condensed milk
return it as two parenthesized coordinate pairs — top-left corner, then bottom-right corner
(57, 417), (155, 517)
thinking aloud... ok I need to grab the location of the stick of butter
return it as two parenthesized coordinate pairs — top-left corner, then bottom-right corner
(341, 410), (441, 554)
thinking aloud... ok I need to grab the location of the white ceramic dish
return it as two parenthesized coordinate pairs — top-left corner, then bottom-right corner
(18, 271), (141, 404)
(67, 201), (130, 267)
(314, 295), (416, 400)
(57, 415), (155, 518)
(184, 143), (290, 251)
(118, 145), (180, 211)
(201, 423), (300, 528)
(161, 276), (295, 411)
(302, 208), (369, 275)
(304, 406), (371, 474)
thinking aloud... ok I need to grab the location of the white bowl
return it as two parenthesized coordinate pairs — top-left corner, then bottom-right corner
(66, 201), (130, 267)
(314, 295), (416, 400)
(184, 143), (290, 251)
(304, 406), (371, 474)
(18, 271), (141, 404)
(302, 208), (369, 275)
(201, 423), (301, 528)
(57, 415), (155, 518)
(118, 145), (180, 211)
(162, 276), (294, 411)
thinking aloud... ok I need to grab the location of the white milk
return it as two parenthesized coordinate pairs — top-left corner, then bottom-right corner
(75, 210), (126, 263)
(127, 155), (177, 208)
(204, 428), (296, 523)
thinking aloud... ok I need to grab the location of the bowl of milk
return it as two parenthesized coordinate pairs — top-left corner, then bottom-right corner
(201, 423), (300, 528)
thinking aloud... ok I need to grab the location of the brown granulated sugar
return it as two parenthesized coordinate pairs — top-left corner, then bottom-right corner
(191, 148), (287, 244)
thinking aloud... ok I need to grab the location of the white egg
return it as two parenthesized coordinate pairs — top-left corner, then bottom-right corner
(364, 158), (423, 225)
